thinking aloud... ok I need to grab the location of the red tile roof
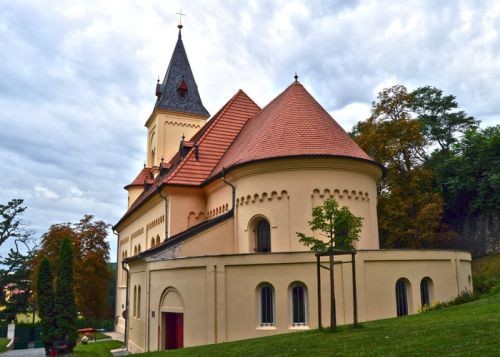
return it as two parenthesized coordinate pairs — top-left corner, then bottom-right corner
(124, 167), (152, 189)
(164, 90), (261, 185)
(116, 82), (380, 229)
(211, 81), (375, 178)
(114, 90), (261, 228)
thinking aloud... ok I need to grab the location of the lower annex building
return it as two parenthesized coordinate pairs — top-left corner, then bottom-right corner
(114, 25), (472, 353)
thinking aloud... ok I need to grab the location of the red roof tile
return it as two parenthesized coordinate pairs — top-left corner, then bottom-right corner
(211, 81), (375, 178)
(124, 167), (152, 189)
(164, 90), (261, 185)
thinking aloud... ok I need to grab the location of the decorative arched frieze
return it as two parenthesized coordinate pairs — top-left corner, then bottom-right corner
(146, 215), (165, 230)
(164, 120), (202, 129)
(311, 188), (369, 201)
(205, 203), (230, 220)
(236, 190), (289, 206)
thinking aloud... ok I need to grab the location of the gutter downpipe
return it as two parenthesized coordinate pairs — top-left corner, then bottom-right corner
(221, 167), (236, 342)
(112, 228), (121, 342)
(221, 167), (236, 211)
(121, 260), (130, 350)
(157, 185), (169, 240)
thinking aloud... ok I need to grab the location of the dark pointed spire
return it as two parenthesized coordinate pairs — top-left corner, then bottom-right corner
(155, 25), (210, 117)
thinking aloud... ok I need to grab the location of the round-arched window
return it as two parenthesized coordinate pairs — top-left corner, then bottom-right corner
(255, 219), (271, 253)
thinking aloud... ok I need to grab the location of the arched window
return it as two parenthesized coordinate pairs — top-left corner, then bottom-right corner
(259, 284), (275, 326)
(134, 246), (137, 255)
(290, 283), (307, 325)
(395, 278), (410, 317)
(138, 244), (141, 253)
(137, 286), (141, 319)
(255, 219), (271, 253)
(133, 285), (137, 317)
(420, 277), (433, 308)
(156, 235), (161, 246)
(151, 237), (155, 248)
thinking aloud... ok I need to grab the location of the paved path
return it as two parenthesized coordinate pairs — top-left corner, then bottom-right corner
(106, 331), (125, 342)
(1, 348), (45, 356)
(1, 331), (125, 356)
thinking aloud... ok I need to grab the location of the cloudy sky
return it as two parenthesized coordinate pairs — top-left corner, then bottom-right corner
(0, 0), (499, 260)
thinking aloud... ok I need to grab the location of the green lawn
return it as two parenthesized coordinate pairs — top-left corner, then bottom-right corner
(73, 340), (123, 356)
(15, 312), (40, 323)
(0, 338), (9, 353)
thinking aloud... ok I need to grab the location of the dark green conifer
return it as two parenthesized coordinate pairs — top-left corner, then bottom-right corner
(54, 237), (78, 351)
(37, 257), (55, 354)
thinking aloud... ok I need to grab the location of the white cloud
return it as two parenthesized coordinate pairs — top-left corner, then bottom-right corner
(34, 185), (59, 200)
(0, 0), (499, 261)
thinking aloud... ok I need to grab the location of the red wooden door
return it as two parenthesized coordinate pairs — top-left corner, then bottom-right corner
(175, 313), (183, 348)
(165, 312), (183, 349)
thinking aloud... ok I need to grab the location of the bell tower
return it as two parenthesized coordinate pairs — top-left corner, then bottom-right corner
(145, 23), (210, 168)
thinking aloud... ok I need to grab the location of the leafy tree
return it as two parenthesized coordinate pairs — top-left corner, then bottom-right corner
(54, 237), (77, 351)
(0, 199), (36, 322)
(297, 197), (362, 330)
(32, 215), (112, 320)
(37, 258), (55, 354)
(0, 199), (29, 246)
(297, 198), (362, 252)
(352, 85), (452, 248)
(74, 215), (112, 320)
(1, 249), (35, 322)
(411, 86), (479, 151)
(440, 126), (500, 218)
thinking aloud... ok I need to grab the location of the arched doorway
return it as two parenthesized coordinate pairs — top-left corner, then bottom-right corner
(159, 288), (184, 350)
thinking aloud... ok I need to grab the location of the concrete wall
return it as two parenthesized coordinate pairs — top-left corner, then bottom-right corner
(125, 249), (471, 353)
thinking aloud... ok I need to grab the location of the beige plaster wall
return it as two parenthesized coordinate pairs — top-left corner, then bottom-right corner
(167, 187), (205, 236)
(115, 197), (166, 335)
(179, 218), (235, 257)
(127, 186), (144, 209)
(146, 110), (206, 167)
(227, 158), (381, 254)
(124, 249), (471, 352)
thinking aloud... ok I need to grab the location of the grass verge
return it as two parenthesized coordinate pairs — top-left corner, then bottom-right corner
(73, 339), (123, 356)
(0, 337), (9, 353)
(134, 290), (500, 356)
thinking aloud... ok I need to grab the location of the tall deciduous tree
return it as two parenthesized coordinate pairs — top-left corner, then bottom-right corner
(54, 238), (77, 351)
(37, 258), (55, 354)
(0, 199), (29, 246)
(0, 199), (36, 322)
(74, 215), (112, 319)
(440, 126), (500, 218)
(32, 215), (112, 320)
(352, 85), (450, 248)
(411, 86), (479, 151)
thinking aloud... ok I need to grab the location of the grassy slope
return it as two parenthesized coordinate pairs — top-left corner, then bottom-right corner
(472, 253), (500, 281)
(134, 293), (499, 356)
(73, 340), (123, 356)
(134, 270), (500, 356)
(0, 338), (9, 353)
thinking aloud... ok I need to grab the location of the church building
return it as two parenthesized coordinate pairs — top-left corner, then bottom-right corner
(115, 24), (472, 353)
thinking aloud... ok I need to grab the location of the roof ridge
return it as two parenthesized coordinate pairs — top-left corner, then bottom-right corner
(165, 90), (257, 184)
(222, 82), (292, 166)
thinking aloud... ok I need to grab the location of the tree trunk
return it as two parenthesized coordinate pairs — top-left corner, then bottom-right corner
(329, 254), (336, 330)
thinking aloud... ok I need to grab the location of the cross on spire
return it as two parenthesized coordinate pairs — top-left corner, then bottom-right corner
(176, 9), (186, 29)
